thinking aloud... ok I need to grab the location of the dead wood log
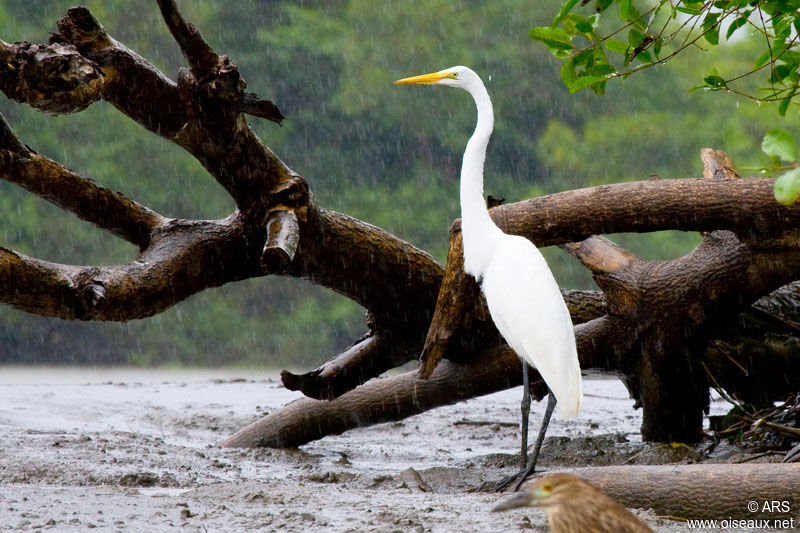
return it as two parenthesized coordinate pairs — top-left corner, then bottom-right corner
(280, 332), (415, 400)
(261, 210), (300, 274)
(221, 345), (532, 449)
(0, 39), (103, 114)
(281, 287), (607, 401)
(418, 225), (481, 379)
(548, 464), (800, 521)
(223, 282), (800, 449)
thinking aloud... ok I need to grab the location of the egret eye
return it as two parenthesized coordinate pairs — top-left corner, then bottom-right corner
(542, 483), (553, 492)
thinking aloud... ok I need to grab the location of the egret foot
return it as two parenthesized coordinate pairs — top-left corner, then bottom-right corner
(475, 390), (557, 492)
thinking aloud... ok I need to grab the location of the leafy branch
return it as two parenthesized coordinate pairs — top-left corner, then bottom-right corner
(532, 0), (800, 116)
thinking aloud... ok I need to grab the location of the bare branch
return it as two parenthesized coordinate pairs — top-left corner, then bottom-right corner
(281, 332), (414, 400)
(52, 6), (289, 215)
(0, 112), (27, 154)
(222, 345), (529, 448)
(560, 236), (642, 276)
(0, 114), (162, 249)
(701, 148), (740, 180)
(419, 226), (486, 378)
(52, 7), (188, 138)
(554, 464), (800, 521)
(0, 218), (256, 320)
(156, 0), (219, 80)
(0, 40), (103, 115)
(492, 177), (800, 246)
(241, 92), (284, 124)
(222, 317), (620, 449)
(261, 210), (300, 274)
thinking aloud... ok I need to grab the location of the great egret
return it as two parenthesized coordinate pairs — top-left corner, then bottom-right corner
(395, 66), (582, 489)
(492, 473), (654, 532)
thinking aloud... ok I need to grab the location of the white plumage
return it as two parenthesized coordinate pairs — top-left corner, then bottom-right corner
(482, 234), (582, 418)
(395, 65), (582, 420)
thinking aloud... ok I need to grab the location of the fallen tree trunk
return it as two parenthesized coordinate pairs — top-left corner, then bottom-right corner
(549, 464), (800, 521)
(221, 345), (530, 448)
(219, 284), (800, 448)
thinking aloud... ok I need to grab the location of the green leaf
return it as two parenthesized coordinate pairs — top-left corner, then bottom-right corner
(773, 16), (792, 41)
(676, 5), (703, 15)
(653, 37), (663, 57)
(595, 0), (613, 12)
(769, 64), (793, 83)
(762, 128), (798, 163)
(590, 80), (608, 95)
(703, 70), (728, 89)
(560, 55), (611, 94)
(779, 84), (798, 116)
(702, 13), (720, 45)
(575, 14), (600, 34)
(637, 50), (653, 63)
(605, 39), (630, 54)
(726, 15), (749, 40)
(563, 14), (598, 37)
(628, 28), (645, 48)
(619, 0), (643, 27)
(754, 49), (772, 69)
(552, 0), (581, 27)
(586, 63), (616, 76)
(774, 168), (800, 205)
(779, 94), (793, 116)
(529, 25), (574, 55)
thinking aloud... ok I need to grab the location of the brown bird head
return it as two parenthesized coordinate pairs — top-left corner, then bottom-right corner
(492, 473), (653, 533)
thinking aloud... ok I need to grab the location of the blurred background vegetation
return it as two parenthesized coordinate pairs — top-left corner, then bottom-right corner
(0, 0), (797, 368)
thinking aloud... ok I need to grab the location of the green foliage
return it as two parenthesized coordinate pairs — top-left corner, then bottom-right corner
(0, 0), (791, 367)
(762, 128), (798, 163)
(534, 0), (800, 114)
(758, 129), (800, 205)
(773, 168), (800, 205)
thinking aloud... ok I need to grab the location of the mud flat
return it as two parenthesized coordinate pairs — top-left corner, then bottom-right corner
(0, 367), (762, 532)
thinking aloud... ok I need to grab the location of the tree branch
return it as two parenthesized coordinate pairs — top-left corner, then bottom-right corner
(0, 115), (162, 249)
(491, 178), (800, 246)
(50, 7), (291, 214)
(553, 464), (800, 521)
(0, 39), (103, 115)
(560, 235), (642, 276)
(156, 0), (219, 81)
(0, 218), (256, 320)
(223, 317), (620, 449)
(419, 225), (487, 378)
(261, 210), (300, 274)
(281, 331), (415, 400)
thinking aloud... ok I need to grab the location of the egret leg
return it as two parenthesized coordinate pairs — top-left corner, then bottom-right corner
(520, 363), (531, 469)
(477, 388), (557, 493)
(513, 390), (556, 491)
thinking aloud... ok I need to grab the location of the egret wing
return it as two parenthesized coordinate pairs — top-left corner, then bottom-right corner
(481, 235), (582, 418)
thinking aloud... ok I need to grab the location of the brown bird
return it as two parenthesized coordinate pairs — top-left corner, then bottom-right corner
(492, 473), (653, 533)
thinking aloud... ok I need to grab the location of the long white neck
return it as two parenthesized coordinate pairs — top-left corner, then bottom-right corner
(460, 76), (502, 279)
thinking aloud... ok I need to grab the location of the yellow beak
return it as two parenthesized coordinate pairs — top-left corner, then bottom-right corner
(394, 71), (455, 85)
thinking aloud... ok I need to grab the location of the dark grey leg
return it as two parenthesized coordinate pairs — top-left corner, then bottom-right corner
(513, 390), (557, 491)
(520, 363), (531, 469)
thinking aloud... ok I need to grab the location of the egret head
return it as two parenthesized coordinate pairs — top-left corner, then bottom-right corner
(394, 65), (477, 89)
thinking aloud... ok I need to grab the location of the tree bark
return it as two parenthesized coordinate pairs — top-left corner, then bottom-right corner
(552, 464), (800, 521)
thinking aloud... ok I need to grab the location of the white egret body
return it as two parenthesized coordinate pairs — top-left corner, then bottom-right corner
(395, 66), (582, 420)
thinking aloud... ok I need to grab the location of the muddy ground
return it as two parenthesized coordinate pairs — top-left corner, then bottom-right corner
(0, 367), (782, 532)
